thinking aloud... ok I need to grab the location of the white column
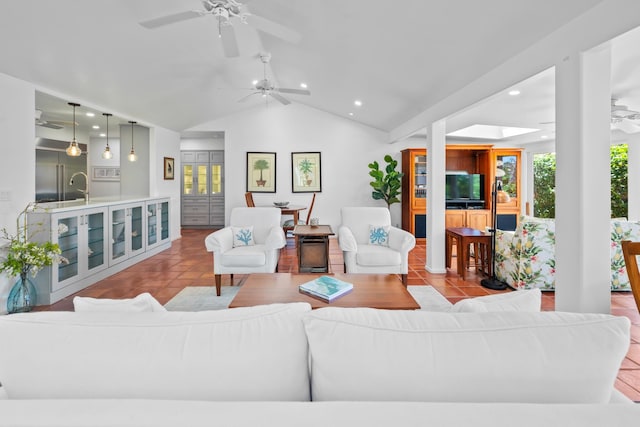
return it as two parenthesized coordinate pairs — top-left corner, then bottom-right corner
(555, 44), (612, 313)
(627, 133), (640, 221)
(426, 120), (447, 273)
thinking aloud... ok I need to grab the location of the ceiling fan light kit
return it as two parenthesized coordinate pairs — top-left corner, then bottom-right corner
(65, 102), (82, 157)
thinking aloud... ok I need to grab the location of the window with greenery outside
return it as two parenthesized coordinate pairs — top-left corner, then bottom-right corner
(532, 144), (628, 218)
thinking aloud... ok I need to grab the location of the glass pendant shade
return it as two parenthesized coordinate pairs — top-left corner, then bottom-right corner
(128, 120), (137, 162)
(102, 112), (113, 159)
(66, 139), (81, 156)
(66, 102), (82, 157)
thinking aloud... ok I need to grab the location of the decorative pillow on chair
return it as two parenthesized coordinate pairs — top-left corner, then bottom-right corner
(368, 224), (390, 246)
(232, 226), (255, 247)
(73, 292), (166, 312)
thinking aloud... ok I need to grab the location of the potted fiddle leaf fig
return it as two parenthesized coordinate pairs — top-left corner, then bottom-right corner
(368, 154), (404, 209)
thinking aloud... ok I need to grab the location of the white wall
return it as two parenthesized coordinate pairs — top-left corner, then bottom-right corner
(150, 126), (181, 240)
(187, 103), (417, 231)
(119, 124), (149, 199)
(0, 72), (36, 314)
(89, 136), (121, 198)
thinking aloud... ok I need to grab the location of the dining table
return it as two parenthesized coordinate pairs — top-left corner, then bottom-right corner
(275, 204), (307, 226)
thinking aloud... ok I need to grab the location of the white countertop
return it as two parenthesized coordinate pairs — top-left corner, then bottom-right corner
(34, 196), (169, 213)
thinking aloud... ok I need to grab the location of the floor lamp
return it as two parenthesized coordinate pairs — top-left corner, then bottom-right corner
(480, 177), (514, 291)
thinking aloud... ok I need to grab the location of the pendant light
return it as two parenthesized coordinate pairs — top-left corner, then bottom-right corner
(65, 102), (82, 157)
(127, 121), (137, 162)
(101, 113), (113, 159)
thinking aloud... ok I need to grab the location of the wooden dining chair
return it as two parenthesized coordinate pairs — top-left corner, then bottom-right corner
(622, 240), (640, 314)
(283, 193), (316, 236)
(245, 192), (255, 207)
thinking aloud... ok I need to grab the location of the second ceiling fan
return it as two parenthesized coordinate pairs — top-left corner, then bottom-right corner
(238, 53), (311, 105)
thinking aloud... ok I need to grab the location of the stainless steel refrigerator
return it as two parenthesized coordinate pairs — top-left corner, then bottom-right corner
(35, 138), (88, 202)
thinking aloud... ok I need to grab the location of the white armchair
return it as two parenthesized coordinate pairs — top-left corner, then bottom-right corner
(204, 207), (286, 296)
(338, 207), (416, 286)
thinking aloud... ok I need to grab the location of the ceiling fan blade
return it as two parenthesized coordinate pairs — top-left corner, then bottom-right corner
(269, 92), (291, 105)
(246, 14), (301, 44)
(275, 88), (311, 96)
(139, 10), (202, 29)
(219, 24), (240, 58)
(238, 92), (259, 103)
(36, 121), (64, 130)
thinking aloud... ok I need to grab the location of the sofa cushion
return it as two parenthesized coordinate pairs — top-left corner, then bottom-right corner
(0, 303), (312, 401)
(73, 292), (166, 312)
(450, 289), (541, 313)
(303, 308), (629, 403)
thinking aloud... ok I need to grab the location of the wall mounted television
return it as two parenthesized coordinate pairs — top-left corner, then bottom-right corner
(445, 173), (485, 201)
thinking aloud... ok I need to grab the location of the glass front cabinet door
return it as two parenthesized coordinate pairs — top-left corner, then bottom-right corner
(146, 198), (170, 251)
(52, 207), (108, 292)
(109, 202), (146, 266)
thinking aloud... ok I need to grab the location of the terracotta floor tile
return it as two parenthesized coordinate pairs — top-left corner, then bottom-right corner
(33, 227), (640, 401)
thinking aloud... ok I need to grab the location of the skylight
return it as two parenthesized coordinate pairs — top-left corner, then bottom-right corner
(447, 124), (539, 140)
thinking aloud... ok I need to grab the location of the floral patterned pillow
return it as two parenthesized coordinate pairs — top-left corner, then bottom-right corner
(232, 226), (255, 247)
(369, 224), (390, 246)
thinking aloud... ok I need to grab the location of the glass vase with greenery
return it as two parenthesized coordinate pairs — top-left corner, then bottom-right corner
(0, 204), (66, 312)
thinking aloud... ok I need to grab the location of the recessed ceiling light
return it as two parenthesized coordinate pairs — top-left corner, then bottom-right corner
(92, 125), (100, 129)
(541, 135), (548, 139)
(354, 100), (362, 107)
(252, 79), (259, 85)
(348, 112), (354, 116)
(300, 83), (308, 89)
(86, 112), (95, 117)
(99, 133), (106, 137)
(508, 90), (521, 96)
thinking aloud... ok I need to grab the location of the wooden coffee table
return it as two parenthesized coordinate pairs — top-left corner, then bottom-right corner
(229, 273), (420, 310)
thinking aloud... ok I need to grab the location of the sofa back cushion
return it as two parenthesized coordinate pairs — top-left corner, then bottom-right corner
(303, 308), (629, 403)
(0, 303), (311, 401)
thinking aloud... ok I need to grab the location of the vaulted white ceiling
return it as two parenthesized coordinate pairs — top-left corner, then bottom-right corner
(1, 0), (634, 142)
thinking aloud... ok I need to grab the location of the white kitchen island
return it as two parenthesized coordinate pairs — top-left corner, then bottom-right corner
(27, 197), (170, 305)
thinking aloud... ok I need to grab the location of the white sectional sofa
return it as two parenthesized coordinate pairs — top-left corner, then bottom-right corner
(0, 303), (638, 426)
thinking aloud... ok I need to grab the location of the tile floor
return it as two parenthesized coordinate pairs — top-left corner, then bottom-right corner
(40, 228), (640, 401)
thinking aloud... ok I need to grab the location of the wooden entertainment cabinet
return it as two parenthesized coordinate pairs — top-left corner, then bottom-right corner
(401, 146), (521, 238)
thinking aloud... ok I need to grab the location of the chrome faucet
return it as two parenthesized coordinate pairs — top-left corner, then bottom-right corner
(69, 171), (89, 202)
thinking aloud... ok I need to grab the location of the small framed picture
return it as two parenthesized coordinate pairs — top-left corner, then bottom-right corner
(247, 152), (276, 193)
(164, 157), (175, 180)
(292, 152), (321, 193)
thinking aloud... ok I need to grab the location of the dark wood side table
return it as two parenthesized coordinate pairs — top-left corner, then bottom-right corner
(445, 227), (492, 280)
(292, 225), (335, 273)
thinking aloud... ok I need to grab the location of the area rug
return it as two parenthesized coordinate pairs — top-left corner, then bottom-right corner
(164, 284), (452, 312)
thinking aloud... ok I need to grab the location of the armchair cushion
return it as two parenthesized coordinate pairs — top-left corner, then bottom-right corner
(232, 226), (255, 247)
(219, 245), (267, 267)
(356, 245), (402, 266)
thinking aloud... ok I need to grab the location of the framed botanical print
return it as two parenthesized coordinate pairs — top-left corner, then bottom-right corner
(291, 152), (321, 193)
(163, 157), (175, 180)
(247, 152), (276, 193)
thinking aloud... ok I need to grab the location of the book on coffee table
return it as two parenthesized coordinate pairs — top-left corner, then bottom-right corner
(298, 275), (353, 302)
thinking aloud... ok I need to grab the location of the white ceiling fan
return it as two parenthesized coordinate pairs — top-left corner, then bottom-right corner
(139, 0), (300, 58)
(610, 98), (640, 133)
(237, 53), (310, 105)
(35, 109), (76, 130)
